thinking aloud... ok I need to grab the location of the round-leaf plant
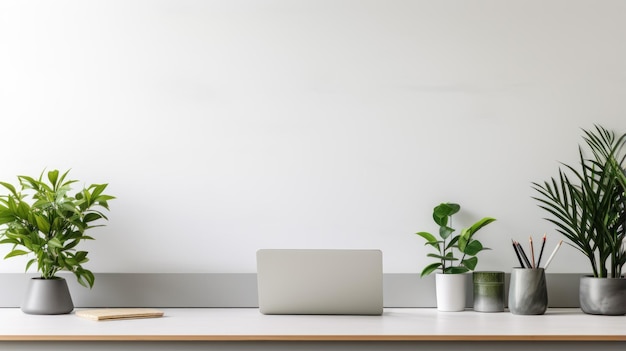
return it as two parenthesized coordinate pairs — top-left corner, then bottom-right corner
(0, 169), (114, 288)
(415, 202), (496, 276)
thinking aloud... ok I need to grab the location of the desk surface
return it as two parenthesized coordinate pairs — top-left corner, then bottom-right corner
(0, 308), (624, 341)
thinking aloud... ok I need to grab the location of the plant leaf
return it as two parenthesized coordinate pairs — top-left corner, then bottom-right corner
(47, 238), (63, 249)
(0, 181), (18, 196)
(34, 215), (50, 234)
(427, 253), (458, 261)
(420, 262), (442, 277)
(416, 231), (441, 251)
(433, 203), (460, 226)
(444, 266), (469, 274)
(463, 240), (484, 256)
(4, 250), (29, 259)
(47, 169), (59, 188)
(464, 217), (496, 240)
(415, 231), (437, 243)
(462, 256), (478, 270)
(439, 226), (455, 240)
(445, 236), (460, 251)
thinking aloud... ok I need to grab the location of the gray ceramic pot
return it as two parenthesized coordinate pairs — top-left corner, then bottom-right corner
(508, 268), (547, 315)
(579, 276), (626, 315)
(21, 277), (74, 315)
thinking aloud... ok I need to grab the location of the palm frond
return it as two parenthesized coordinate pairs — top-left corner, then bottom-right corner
(532, 125), (626, 278)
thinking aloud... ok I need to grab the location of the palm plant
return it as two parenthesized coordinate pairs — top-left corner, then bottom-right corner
(532, 125), (626, 278)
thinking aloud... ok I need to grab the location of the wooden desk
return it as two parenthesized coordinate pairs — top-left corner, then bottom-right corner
(1, 308), (624, 350)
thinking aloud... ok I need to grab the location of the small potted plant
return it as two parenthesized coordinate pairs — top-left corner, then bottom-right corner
(415, 202), (495, 311)
(0, 169), (114, 314)
(532, 125), (626, 315)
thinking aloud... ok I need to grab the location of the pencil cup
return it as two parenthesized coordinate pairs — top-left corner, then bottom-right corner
(473, 271), (505, 312)
(508, 268), (548, 315)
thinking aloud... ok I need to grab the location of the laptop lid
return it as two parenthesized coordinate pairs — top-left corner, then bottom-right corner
(256, 249), (383, 315)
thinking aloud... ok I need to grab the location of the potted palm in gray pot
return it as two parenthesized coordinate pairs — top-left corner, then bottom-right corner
(0, 169), (114, 314)
(533, 125), (626, 315)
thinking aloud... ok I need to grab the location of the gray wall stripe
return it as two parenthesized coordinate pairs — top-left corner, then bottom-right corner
(0, 273), (583, 308)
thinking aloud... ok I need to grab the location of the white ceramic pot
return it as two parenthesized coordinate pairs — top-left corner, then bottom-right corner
(435, 273), (467, 312)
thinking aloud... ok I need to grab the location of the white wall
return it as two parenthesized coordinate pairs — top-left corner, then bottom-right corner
(0, 0), (624, 274)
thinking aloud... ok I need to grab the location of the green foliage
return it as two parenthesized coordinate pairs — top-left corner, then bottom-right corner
(415, 202), (496, 276)
(0, 169), (114, 288)
(532, 125), (626, 278)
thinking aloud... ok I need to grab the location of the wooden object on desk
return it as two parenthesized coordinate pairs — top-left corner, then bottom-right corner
(76, 308), (164, 321)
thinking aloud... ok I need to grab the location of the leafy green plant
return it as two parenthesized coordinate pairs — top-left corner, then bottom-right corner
(415, 202), (496, 276)
(0, 169), (114, 287)
(532, 125), (626, 278)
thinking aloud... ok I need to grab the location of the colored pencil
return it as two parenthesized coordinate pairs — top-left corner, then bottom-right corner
(512, 239), (525, 268)
(536, 234), (547, 268)
(516, 241), (532, 269)
(543, 240), (563, 270)
(530, 236), (536, 268)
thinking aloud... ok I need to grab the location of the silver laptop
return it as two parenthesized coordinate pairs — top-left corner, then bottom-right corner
(256, 249), (383, 315)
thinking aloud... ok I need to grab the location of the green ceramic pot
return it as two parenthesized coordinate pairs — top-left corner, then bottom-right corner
(473, 271), (505, 312)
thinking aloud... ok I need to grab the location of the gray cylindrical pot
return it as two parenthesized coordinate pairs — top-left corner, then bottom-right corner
(579, 276), (626, 315)
(21, 277), (74, 315)
(473, 271), (505, 312)
(508, 268), (547, 315)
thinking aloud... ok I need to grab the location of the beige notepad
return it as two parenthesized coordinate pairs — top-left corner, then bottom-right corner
(76, 308), (164, 321)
